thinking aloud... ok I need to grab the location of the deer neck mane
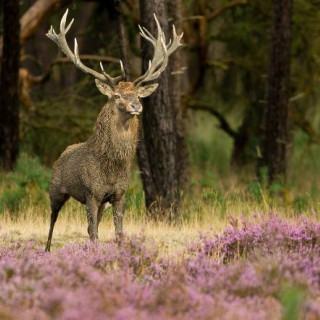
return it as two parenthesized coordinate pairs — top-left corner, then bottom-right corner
(89, 102), (139, 161)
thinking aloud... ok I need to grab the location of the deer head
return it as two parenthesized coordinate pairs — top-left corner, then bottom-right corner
(46, 9), (183, 117)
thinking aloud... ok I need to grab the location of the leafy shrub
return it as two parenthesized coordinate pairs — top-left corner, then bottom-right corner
(0, 154), (51, 214)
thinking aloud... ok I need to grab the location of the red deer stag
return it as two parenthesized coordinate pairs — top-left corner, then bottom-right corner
(45, 9), (183, 251)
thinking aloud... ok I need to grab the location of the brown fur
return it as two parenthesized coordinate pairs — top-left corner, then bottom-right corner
(45, 81), (141, 251)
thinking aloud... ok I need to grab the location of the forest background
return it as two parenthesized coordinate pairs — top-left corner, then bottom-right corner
(2, 2), (320, 318)
(1, 0), (320, 231)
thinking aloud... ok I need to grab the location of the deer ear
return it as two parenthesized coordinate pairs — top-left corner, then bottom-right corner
(95, 79), (113, 98)
(137, 83), (159, 98)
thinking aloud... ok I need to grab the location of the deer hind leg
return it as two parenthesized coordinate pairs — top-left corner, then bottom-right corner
(97, 202), (112, 227)
(112, 194), (125, 241)
(86, 197), (100, 241)
(97, 203), (106, 227)
(45, 194), (69, 252)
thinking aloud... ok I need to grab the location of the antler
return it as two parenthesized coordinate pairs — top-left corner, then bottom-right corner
(133, 14), (183, 87)
(46, 9), (125, 88)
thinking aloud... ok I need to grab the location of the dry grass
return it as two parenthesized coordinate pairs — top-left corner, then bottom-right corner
(1, 192), (318, 256)
(0, 199), (220, 254)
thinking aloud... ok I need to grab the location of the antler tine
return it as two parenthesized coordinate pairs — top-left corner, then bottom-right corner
(154, 13), (167, 43)
(168, 25), (183, 56)
(139, 26), (156, 45)
(60, 9), (70, 34)
(134, 16), (167, 86)
(166, 38), (172, 49)
(99, 62), (123, 85)
(74, 38), (82, 66)
(47, 9), (125, 87)
(65, 18), (74, 34)
(133, 13), (183, 87)
(144, 38), (169, 82)
(134, 36), (168, 86)
(119, 60), (126, 79)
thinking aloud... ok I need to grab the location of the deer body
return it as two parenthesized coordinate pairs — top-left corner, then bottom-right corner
(46, 82), (141, 251)
(52, 110), (137, 199)
(45, 10), (183, 251)
(51, 87), (139, 205)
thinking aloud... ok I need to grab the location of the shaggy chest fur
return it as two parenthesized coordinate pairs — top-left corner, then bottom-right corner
(50, 102), (139, 204)
(90, 104), (139, 162)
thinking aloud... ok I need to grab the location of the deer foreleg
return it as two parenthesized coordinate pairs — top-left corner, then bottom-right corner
(112, 194), (125, 241)
(45, 194), (69, 252)
(86, 197), (99, 241)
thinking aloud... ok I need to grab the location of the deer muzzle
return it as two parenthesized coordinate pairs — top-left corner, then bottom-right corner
(129, 103), (142, 115)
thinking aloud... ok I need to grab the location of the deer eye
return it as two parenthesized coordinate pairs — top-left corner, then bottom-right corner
(113, 93), (121, 99)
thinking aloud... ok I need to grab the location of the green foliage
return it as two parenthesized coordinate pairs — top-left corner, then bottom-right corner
(21, 80), (102, 165)
(280, 286), (305, 320)
(0, 154), (51, 214)
(293, 196), (310, 213)
(188, 111), (233, 176)
(126, 169), (145, 215)
(248, 181), (264, 203)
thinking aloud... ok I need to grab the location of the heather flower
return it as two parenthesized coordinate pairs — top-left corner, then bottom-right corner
(0, 215), (320, 319)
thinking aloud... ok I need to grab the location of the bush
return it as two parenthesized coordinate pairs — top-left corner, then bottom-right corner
(0, 154), (51, 214)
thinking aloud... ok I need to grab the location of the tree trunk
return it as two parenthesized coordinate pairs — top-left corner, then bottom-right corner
(0, 0), (20, 171)
(231, 101), (263, 168)
(167, 0), (189, 189)
(258, 0), (292, 183)
(116, 1), (131, 81)
(137, 0), (180, 219)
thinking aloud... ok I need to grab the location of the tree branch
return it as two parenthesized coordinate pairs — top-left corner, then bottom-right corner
(21, 54), (119, 85)
(188, 100), (238, 140)
(18, 55), (119, 111)
(0, 0), (73, 57)
(293, 116), (319, 143)
(47, 55), (119, 67)
(207, 0), (247, 21)
(20, 0), (74, 47)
